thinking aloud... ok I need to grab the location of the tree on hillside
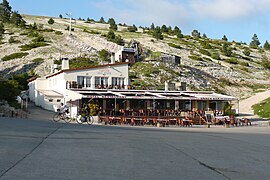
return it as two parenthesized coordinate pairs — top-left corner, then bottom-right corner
(263, 40), (270, 50)
(222, 35), (228, 41)
(108, 18), (117, 30)
(261, 55), (270, 69)
(0, 0), (12, 22)
(106, 30), (124, 45)
(127, 24), (137, 32)
(99, 17), (106, 23)
(59, 14), (63, 19)
(10, 11), (25, 27)
(150, 23), (155, 30)
(243, 48), (250, 56)
(167, 26), (173, 35)
(161, 25), (168, 33)
(153, 26), (163, 40)
(250, 34), (260, 48)
(0, 22), (4, 34)
(202, 33), (207, 39)
(174, 26), (183, 38)
(48, 18), (55, 25)
(191, 29), (200, 38)
(99, 49), (110, 62)
(0, 79), (20, 103)
(222, 43), (232, 57)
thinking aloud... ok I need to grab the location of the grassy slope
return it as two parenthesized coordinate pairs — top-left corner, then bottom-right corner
(2, 14), (270, 96)
(252, 98), (270, 118)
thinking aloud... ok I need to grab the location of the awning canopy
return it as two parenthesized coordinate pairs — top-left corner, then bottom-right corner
(38, 90), (63, 98)
(72, 89), (238, 101)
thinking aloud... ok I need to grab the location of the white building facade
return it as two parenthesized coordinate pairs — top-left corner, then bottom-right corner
(28, 60), (130, 117)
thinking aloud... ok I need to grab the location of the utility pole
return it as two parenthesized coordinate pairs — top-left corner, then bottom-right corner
(66, 13), (72, 35)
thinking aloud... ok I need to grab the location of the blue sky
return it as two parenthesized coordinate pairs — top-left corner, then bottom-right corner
(8, 0), (270, 44)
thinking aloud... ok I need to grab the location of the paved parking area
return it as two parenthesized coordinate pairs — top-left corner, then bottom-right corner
(0, 117), (270, 180)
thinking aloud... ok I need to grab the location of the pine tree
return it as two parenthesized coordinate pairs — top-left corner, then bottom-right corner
(222, 43), (232, 56)
(153, 26), (163, 40)
(108, 18), (117, 30)
(150, 23), (155, 30)
(99, 17), (106, 23)
(250, 34), (260, 48)
(173, 26), (183, 38)
(222, 35), (228, 41)
(202, 33), (207, 39)
(0, 0), (12, 22)
(48, 18), (55, 25)
(243, 48), (250, 56)
(161, 25), (168, 33)
(59, 14), (63, 19)
(263, 40), (270, 50)
(191, 30), (200, 38)
(0, 22), (4, 34)
(10, 11), (25, 27)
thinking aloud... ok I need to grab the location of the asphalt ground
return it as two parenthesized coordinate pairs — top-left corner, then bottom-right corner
(0, 117), (270, 180)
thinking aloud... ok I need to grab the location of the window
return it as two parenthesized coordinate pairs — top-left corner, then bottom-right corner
(77, 76), (91, 88)
(57, 99), (61, 102)
(49, 99), (53, 102)
(95, 77), (108, 88)
(112, 77), (125, 88)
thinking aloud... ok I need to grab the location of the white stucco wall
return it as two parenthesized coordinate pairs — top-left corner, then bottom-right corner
(28, 63), (129, 113)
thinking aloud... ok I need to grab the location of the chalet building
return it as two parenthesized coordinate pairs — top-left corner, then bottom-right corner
(115, 47), (136, 63)
(160, 52), (181, 65)
(28, 59), (238, 119)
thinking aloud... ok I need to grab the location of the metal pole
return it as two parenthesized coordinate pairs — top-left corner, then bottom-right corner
(69, 13), (72, 35)
(114, 97), (116, 115)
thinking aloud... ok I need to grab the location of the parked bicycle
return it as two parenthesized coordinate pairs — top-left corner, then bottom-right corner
(75, 113), (94, 125)
(53, 109), (71, 123)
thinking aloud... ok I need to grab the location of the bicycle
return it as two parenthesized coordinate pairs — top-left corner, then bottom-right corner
(75, 111), (94, 125)
(53, 109), (71, 123)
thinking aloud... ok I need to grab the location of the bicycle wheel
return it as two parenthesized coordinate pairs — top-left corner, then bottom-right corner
(64, 115), (71, 123)
(86, 116), (94, 125)
(53, 113), (61, 122)
(75, 114), (83, 124)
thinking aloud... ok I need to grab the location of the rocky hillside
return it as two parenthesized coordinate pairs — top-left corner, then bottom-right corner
(0, 14), (269, 98)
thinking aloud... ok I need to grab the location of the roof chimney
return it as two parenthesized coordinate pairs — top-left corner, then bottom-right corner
(111, 53), (115, 64)
(165, 81), (169, 91)
(61, 58), (69, 70)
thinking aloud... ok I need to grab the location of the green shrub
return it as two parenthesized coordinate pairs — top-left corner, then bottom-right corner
(238, 66), (249, 72)
(32, 58), (44, 63)
(20, 42), (49, 51)
(168, 43), (182, 49)
(69, 57), (98, 68)
(239, 61), (249, 67)
(200, 41), (212, 49)
(32, 35), (45, 42)
(55, 31), (63, 35)
(189, 55), (203, 61)
(224, 58), (239, 64)
(8, 36), (19, 43)
(27, 30), (39, 37)
(199, 49), (211, 56)
(39, 28), (54, 32)
(83, 29), (100, 34)
(2, 52), (29, 61)
(211, 52), (220, 60)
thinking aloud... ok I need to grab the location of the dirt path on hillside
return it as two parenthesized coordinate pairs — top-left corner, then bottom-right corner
(235, 89), (270, 118)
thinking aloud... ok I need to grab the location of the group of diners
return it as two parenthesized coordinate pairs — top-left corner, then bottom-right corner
(98, 109), (198, 117)
(98, 109), (204, 127)
(97, 108), (251, 127)
(213, 116), (252, 126)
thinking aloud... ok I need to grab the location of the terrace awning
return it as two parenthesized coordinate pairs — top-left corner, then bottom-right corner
(72, 89), (238, 101)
